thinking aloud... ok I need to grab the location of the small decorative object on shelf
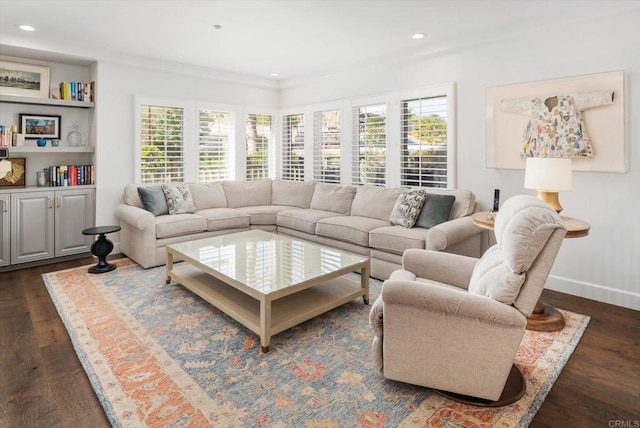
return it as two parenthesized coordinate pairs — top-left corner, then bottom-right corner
(37, 137), (46, 147)
(51, 138), (60, 147)
(66, 121), (84, 147)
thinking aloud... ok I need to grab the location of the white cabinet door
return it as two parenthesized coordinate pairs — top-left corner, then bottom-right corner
(55, 189), (95, 257)
(10, 191), (55, 264)
(0, 195), (9, 267)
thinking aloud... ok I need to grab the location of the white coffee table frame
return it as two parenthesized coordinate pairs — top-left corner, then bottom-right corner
(165, 230), (370, 352)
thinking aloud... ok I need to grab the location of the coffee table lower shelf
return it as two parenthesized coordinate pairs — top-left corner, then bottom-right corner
(167, 263), (368, 352)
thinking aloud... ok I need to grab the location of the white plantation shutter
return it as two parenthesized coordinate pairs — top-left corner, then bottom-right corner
(198, 109), (235, 182)
(246, 114), (274, 180)
(400, 95), (448, 188)
(352, 104), (386, 186)
(282, 113), (305, 181)
(139, 104), (184, 183)
(313, 110), (341, 184)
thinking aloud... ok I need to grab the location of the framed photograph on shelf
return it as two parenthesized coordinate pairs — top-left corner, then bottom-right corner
(19, 114), (61, 139)
(0, 157), (26, 187)
(0, 61), (51, 99)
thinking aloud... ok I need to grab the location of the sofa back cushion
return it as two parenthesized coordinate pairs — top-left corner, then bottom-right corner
(123, 184), (144, 208)
(272, 180), (316, 208)
(190, 182), (228, 209)
(310, 183), (356, 215)
(422, 188), (475, 220)
(350, 185), (403, 221)
(222, 179), (272, 208)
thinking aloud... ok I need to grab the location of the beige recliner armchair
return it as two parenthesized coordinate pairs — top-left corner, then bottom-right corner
(369, 195), (567, 405)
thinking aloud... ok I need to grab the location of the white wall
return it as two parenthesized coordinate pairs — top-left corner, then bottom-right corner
(279, 11), (640, 310)
(94, 61), (279, 248)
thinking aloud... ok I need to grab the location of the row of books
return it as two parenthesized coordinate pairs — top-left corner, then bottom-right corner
(57, 81), (95, 102)
(46, 165), (94, 187)
(0, 125), (18, 147)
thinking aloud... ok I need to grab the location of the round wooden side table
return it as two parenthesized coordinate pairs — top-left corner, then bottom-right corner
(82, 225), (121, 274)
(471, 211), (590, 332)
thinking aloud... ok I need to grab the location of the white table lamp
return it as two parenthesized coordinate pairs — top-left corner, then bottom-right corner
(524, 157), (572, 213)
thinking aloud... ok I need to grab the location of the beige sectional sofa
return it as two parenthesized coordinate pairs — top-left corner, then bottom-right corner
(114, 179), (482, 280)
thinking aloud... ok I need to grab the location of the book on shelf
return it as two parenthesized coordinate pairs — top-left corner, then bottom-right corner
(47, 164), (94, 187)
(57, 81), (95, 102)
(0, 125), (18, 147)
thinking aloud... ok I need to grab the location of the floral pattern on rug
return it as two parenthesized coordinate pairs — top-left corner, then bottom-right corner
(43, 259), (589, 427)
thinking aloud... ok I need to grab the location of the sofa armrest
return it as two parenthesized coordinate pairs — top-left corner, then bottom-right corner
(382, 279), (526, 328)
(402, 249), (477, 289)
(425, 216), (483, 251)
(114, 204), (155, 232)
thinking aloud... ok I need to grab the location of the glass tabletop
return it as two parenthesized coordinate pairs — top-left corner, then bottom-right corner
(167, 230), (368, 295)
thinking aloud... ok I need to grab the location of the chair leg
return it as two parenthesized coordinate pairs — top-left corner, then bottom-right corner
(433, 364), (526, 407)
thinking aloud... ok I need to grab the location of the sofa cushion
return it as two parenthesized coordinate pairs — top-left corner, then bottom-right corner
(194, 208), (250, 231)
(223, 179), (272, 208)
(350, 185), (403, 221)
(155, 214), (207, 239)
(310, 183), (356, 215)
(123, 183), (144, 208)
(316, 216), (391, 247)
(423, 188), (475, 220)
(390, 190), (427, 228)
(236, 205), (299, 225)
(137, 185), (169, 216)
(162, 183), (197, 214)
(272, 180), (316, 208)
(190, 182), (227, 209)
(369, 225), (426, 255)
(414, 193), (455, 229)
(277, 209), (343, 235)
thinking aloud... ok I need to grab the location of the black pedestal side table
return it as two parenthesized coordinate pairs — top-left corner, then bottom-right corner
(82, 225), (121, 274)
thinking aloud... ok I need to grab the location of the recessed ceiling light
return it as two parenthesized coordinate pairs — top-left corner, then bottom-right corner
(412, 32), (426, 40)
(213, 24), (222, 30)
(270, 72), (279, 77)
(18, 24), (36, 32)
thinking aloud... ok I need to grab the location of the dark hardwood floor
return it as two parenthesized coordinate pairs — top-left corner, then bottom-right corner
(1, 256), (638, 427)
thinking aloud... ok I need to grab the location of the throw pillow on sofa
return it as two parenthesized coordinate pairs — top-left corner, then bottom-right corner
(414, 193), (455, 228)
(162, 183), (196, 214)
(389, 190), (427, 228)
(137, 185), (169, 216)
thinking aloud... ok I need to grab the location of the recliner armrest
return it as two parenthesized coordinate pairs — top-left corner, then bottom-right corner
(382, 279), (526, 328)
(402, 249), (476, 289)
(425, 216), (483, 251)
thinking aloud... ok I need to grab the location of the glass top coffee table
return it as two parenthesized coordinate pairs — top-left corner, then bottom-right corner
(165, 230), (370, 352)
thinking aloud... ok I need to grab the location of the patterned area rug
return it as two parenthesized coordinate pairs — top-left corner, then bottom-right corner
(43, 259), (589, 427)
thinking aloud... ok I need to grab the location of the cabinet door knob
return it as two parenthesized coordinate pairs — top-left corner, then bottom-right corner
(49, 197), (53, 209)
(57, 196), (61, 208)
(1, 200), (6, 213)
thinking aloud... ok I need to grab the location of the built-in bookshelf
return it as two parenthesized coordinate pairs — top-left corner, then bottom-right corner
(0, 94), (94, 108)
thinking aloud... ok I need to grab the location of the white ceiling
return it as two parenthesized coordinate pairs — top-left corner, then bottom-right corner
(1, 1), (639, 84)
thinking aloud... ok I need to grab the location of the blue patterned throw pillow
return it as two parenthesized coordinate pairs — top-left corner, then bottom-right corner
(389, 190), (427, 228)
(161, 183), (197, 215)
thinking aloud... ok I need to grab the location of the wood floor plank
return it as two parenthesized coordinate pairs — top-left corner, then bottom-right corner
(0, 272), (61, 428)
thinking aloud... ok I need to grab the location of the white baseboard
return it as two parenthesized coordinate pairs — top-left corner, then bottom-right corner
(546, 274), (640, 311)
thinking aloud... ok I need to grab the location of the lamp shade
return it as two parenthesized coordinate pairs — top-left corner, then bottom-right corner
(524, 157), (572, 191)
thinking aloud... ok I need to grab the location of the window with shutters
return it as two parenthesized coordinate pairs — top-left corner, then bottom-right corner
(313, 110), (341, 184)
(353, 104), (386, 186)
(246, 114), (274, 180)
(282, 113), (305, 181)
(400, 95), (448, 188)
(139, 104), (185, 184)
(198, 109), (235, 182)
